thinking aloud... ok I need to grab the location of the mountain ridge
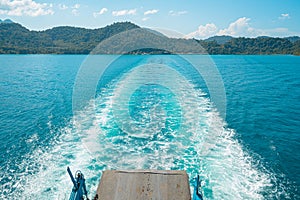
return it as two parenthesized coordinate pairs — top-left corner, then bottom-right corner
(0, 21), (299, 55)
(0, 19), (14, 24)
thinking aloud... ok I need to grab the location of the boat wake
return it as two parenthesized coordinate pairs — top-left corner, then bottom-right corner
(0, 56), (287, 199)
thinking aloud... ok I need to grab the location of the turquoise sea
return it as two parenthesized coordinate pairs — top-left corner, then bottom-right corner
(0, 55), (299, 199)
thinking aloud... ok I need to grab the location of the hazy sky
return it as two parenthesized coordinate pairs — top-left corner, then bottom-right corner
(0, 0), (299, 39)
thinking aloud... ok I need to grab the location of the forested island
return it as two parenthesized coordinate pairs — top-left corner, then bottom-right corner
(0, 20), (299, 55)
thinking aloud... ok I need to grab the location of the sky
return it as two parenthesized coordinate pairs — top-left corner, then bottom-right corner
(0, 0), (299, 39)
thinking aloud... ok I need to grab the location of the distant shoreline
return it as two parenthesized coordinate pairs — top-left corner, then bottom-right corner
(0, 53), (300, 57)
(1, 22), (299, 55)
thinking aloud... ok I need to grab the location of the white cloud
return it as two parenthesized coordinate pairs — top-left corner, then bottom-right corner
(185, 17), (254, 39)
(0, 0), (54, 16)
(58, 4), (68, 10)
(186, 17), (294, 39)
(72, 4), (80, 9)
(144, 9), (158, 15)
(185, 23), (218, 39)
(279, 13), (290, 20)
(169, 10), (187, 16)
(71, 4), (80, 16)
(142, 17), (149, 21)
(112, 9), (136, 16)
(218, 17), (256, 37)
(93, 8), (108, 17)
(72, 9), (78, 16)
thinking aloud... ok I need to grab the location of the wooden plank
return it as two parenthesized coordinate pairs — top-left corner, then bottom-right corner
(95, 170), (191, 200)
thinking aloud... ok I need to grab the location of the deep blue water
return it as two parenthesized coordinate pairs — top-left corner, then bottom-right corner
(0, 55), (299, 199)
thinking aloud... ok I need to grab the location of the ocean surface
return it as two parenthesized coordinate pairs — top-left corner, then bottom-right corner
(0, 54), (299, 199)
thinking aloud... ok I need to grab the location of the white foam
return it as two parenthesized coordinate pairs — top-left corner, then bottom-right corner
(1, 64), (282, 199)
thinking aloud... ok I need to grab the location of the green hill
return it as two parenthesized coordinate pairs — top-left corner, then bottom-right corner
(0, 22), (139, 54)
(204, 35), (233, 44)
(0, 21), (299, 55)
